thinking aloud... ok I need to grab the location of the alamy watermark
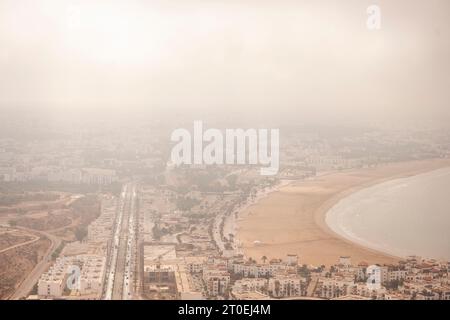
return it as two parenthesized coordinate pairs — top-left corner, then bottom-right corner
(170, 121), (279, 176)
(367, 5), (381, 30)
(66, 264), (81, 290)
(366, 265), (382, 290)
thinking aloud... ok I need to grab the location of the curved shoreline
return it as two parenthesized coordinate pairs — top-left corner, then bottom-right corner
(323, 167), (450, 261)
(236, 158), (450, 266)
(313, 177), (408, 263)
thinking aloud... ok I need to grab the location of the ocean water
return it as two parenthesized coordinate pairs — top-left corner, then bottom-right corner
(326, 167), (450, 261)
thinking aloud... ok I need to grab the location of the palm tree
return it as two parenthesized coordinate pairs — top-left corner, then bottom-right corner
(261, 256), (268, 264)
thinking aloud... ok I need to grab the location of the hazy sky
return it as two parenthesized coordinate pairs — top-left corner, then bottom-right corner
(0, 0), (449, 126)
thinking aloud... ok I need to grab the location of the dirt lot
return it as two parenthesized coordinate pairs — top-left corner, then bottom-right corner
(0, 191), (101, 298)
(0, 236), (50, 299)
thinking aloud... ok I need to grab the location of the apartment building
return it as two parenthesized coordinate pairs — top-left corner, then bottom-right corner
(34, 167), (117, 185)
(78, 256), (107, 297)
(203, 268), (230, 297)
(38, 261), (67, 297)
(350, 283), (386, 299)
(80, 168), (117, 185)
(37, 255), (106, 299)
(232, 261), (286, 278)
(268, 274), (307, 298)
(184, 256), (207, 274)
(87, 198), (116, 243)
(339, 256), (352, 267)
(285, 254), (299, 266)
(317, 277), (354, 299)
(232, 278), (268, 294)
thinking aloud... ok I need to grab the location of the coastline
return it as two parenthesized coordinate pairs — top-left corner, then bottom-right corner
(236, 158), (450, 266)
(221, 179), (293, 254)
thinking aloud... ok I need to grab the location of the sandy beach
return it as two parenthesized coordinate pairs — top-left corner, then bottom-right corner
(236, 158), (450, 267)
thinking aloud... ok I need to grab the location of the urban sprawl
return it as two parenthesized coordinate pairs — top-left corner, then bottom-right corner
(1, 120), (450, 300)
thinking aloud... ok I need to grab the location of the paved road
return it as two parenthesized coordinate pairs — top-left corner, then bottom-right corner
(213, 212), (226, 252)
(122, 186), (137, 300)
(104, 184), (128, 300)
(104, 183), (138, 300)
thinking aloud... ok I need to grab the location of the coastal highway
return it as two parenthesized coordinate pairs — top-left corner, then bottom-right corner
(213, 211), (226, 253)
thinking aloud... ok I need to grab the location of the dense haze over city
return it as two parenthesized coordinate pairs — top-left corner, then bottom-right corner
(1, 0), (450, 303)
(1, 0), (450, 127)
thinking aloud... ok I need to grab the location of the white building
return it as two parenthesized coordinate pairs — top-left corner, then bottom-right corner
(285, 254), (299, 266)
(81, 168), (117, 185)
(38, 264), (67, 298)
(37, 255), (106, 299)
(184, 256), (207, 274)
(78, 256), (107, 296)
(232, 261), (286, 278)
(203, 268), (230, 297)
(350, 282), (386, 299)
(339, 256), (352, 267)
(233, 278), (268, 293)
(318, 277), (353, 299)
(268, 275), (307, 298)
(46, 167), (117, 185)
